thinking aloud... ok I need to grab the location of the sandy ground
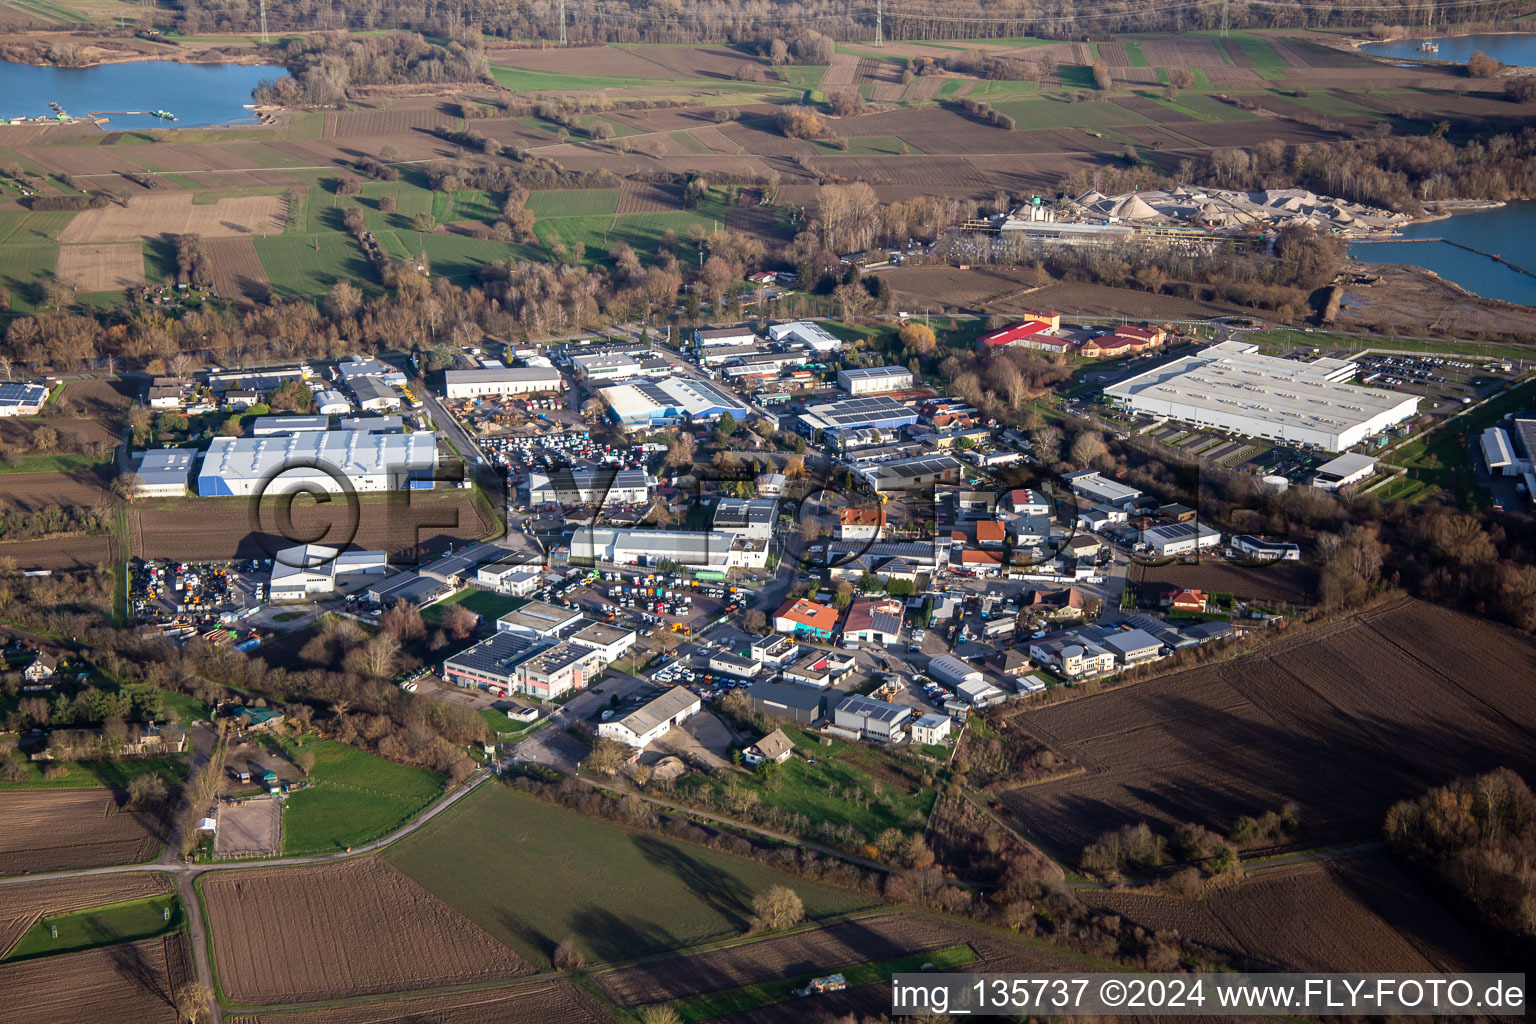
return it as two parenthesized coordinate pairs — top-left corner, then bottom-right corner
(214, 797), (282, 858)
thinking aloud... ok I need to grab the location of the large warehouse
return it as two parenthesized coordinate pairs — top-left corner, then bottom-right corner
(443, 367), (564, 398)
(1104, 342), (1418, 451)
(837, 366), (914, 395)
(599, 377), (750, 430)
(570, 527), (769, 569)
(196, 430), (437, 495)
(134, 448), (195, 498)
(0, 381), (49, 417)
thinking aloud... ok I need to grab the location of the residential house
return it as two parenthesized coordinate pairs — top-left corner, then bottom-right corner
(743, 728), (794, 765)
(956, 490), (997, 518)
(1005, 488), (1051, 516)
(478, 565), (541, 596)
(1029, 635), (1116, 678)
(1028, 587), (1088, 621)
(1164, 588), (1209, 612)
(837, 507), (886, 541)
(909, 712), (952, 746)
(976, 521), (1006, 548)
(22, 651), (56, 682)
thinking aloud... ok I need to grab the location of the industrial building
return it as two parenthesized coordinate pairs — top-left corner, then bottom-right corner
(800, 396), (918, 440)
(857, 454), (962, 492)
(134, 448), (195, 498)
(599, 377), (750, 430)
(976, 320), (1070, 352)
(1141, 520), (1222, 557)
(443, 367), (564, 398)
(837, 367), (914, 395)
(249, 415), (328, 436)
(570, 527), (768, 569)
(767, 321), (843, 352)
(442, 632), (603, 700)
(929, 654), (983, 690)
(1310, 452), (1379, 491)
(774, 598), (841, 640)
(1104, 342), (1419, 451)
(335, 354), (406, 388)
(526, 468), (655, 507)
(0, 381), (50, 417)
(496, 601), (583, 637)
(748, 680), (836, 724)
(842, 596), (904, 644)
(313, 389), (351, 415)
(832, 694), (911, 741)
(337, 416), (405, 434)
(1063, 470), (1143, 509)
(598, 685), (701, 747)
(572, 352), (642, 381)
(268, 544), (389, 601)
(694, 326), (758, 349)
(477, 565), (541, 595)
(711, 498), (779, 540)
(196, 431), (437, 496)
(349, 377), (401, 412)
(567, 621), (637, 666)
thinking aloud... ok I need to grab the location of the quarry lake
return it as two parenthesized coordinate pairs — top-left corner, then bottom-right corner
(1348, 201), (1536, 307)
(0, 61), (284, 130)
(1361, 33), (1536, 65)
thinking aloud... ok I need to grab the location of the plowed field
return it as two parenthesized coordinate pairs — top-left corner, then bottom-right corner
(55, 243), (146, 291)
(0, 934), (191, 1024)
(999, 598), (1536, 859)
(0, 470), (109, 511)
(0, 791), (164, 875)
(202, 237), (271, 302)
(0, 536), (112, 570)
(1131, 560), (1315, 606)
(1088, 852), (1501, 971)
(243, 977), (614, 1023)
(202, 857), (534, 1003)
(0, 873), (171, 957)
(597, 913), (954, 1006)
(130, 491), (496, 561)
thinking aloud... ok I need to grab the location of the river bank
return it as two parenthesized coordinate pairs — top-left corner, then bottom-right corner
(1347, 199), (1536, 307)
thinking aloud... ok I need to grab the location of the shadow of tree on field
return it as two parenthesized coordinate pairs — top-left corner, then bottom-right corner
(568, 906), (680, 963)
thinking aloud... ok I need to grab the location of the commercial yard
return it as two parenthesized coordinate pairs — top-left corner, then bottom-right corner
(0, 790), (165, 875)
(386, 783), (876, 966)
(999, 598), (1536, 860)
(201, 857), (533, 1004)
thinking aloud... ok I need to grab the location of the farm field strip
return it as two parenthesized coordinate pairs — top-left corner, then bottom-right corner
(0, 790), (164, 875)
(0, 874), (171, 959)
(0, 934), (192, 1024)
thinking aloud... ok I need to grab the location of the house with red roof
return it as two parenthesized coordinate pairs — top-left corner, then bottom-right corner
(774, 598), (842, 640)
(1164, 587), (1209, 612)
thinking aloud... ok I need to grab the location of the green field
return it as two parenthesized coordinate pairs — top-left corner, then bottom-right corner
(1389, 377), (1536, 508)
(0, 210), (76, 245)
(274, 738), (446, 855)
(424, 587), (526, 625)
(1121, 40), (1149, 67)
(812, 136), (920, 156)
(0, 452), (113, 475)
(993, 95), (1148, 131)
(662, 943), (979, 1022)
(0, 755), (187, 792)
(386, 784), (875, 965)
(254, 233), (376, 295)
(0, 245), (59, 312)
(526, 188), (621, 219)
(674, 722), (936, 848)
(3, 895), (182, 962)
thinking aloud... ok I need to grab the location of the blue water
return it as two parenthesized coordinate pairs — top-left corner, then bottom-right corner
(1348, 201), (1536, 306)
(0, 60), (285, 130)
(1361, 32), (1536, 66)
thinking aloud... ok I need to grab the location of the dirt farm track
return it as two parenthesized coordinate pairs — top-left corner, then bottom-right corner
(201, 857), (533, 1004)
(0, 790), (165, 875)
(1000, 598), (1536, 859)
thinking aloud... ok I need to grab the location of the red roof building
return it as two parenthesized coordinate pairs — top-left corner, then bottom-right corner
(977, 321), (1050, 349)
(976, 520), (1007, 547)
(1165, 588), (1209, 611)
